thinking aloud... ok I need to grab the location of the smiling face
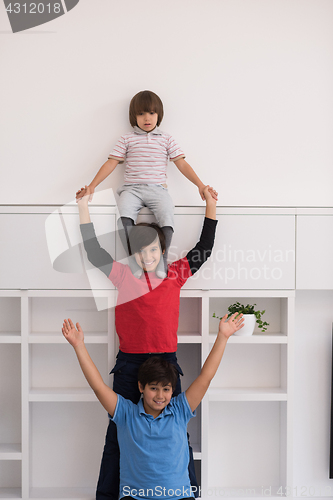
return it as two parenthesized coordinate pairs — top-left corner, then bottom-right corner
(134, 238), (164, 272)
(139, 381), (173, 418)
(136, 111), (158, 132)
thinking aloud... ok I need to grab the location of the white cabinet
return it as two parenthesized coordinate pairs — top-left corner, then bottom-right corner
(0, 210), (115, 290)
(296, 215), (333, 289)
(138, 210), (296, 290)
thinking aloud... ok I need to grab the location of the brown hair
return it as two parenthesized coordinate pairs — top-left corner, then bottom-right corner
(138, 357), (178, 391)
(129, 90), (164, 127)
(128, 223), (166, 255)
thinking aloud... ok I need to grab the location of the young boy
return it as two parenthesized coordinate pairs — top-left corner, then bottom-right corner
(78, 185), (217, 499)
(75, 90), (217, 277)
(62, 312), (244, 500)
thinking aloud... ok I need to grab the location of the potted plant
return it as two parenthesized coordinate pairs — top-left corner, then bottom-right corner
(213, 302), (269, 336)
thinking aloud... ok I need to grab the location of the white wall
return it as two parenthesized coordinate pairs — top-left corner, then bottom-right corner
(1, 0), (333, 206)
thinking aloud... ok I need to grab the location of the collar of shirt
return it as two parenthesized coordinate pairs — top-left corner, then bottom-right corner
(138, 397), (173, 420)
(133, 125), (163, 136)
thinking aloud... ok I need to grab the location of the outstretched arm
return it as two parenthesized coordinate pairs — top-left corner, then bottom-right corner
(186, 186), (217, 275)
(78, 187), (114, 277)
(185, 313), (244, 412)
(174, 158), (218, 201)
(62, 319), (117, 416)
(76, 158), (119, 201)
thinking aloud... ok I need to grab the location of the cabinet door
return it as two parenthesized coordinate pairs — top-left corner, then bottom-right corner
(296, 215), (333, 289)
(0, 213), (115, 289)
(172, 214), (295, 290)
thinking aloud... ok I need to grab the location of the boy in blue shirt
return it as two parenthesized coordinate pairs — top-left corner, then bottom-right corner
(61, 312), (244, 500)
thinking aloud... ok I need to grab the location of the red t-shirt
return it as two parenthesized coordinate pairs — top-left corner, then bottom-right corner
(109, 258), (192, 353)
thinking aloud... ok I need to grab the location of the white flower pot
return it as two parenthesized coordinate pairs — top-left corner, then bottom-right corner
(234, 314), (256, 336)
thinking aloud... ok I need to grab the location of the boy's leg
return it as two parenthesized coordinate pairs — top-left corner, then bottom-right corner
(117, 216), (135, 255)
(116, 186), (147, 277)
(142, 185), (174, 278)
(160, 225), (174, 274)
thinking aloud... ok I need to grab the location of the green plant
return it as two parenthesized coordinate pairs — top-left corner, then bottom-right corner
(213, 302), (269, 333)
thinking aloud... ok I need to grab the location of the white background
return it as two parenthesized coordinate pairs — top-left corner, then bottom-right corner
(1, 0), (333, 206)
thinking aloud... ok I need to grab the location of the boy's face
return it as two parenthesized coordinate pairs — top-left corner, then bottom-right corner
(136, 111), (158, 132)
(134, 238), (164, 273)
(138, 381), (173, 418)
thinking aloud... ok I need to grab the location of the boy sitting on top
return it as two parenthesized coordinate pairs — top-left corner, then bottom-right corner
(62, 312), (244, 500)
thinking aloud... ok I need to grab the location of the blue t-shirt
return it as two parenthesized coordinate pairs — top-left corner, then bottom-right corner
(111, 392), (196, 500)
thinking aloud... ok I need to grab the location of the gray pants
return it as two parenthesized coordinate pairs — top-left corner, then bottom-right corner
(116, 183), (174, 229)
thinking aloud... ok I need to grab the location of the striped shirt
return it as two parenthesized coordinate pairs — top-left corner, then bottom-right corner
(108, 126), (185, 184)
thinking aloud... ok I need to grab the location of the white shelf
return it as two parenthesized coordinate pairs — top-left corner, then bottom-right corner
(0, 334), (21, 344)
(208, 387), (288, 401)
(209, 333), (288, 344)
(0, 285), (294, 497)
(178, 334), (201, 343)
(28, 333), (108, 344)
(0, 444), (21, 460)
(29, 388), (97, 402)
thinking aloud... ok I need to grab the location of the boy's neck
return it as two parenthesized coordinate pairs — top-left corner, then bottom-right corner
(143, 401), (162, 419)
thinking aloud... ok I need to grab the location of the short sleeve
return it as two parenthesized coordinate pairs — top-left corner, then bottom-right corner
(167, 257), (193, 287)
(171, 392), (196, 423)
(108, 261), (129, 288)
(109, 394), (131, 425)
(167, 135), (185, 162)
(108, 136), (127, 163)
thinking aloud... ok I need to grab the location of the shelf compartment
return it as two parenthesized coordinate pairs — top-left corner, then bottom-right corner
(209, 343), (288, 392)
(209, 296), (290, 337)
(29, 297), (108, 336)
(0, 298), (21, 341)
(30, 403), (108, 492)
(29, 344), (108, 392)
(0, 345), (21, 450)
(178, 297), (202, 337)
(207, 401), (287, 493)
(0, 462), (21, 499)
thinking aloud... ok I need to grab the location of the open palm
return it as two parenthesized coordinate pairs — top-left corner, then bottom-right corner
(219, 313), (244, 339)
(62, 318), (84, 348)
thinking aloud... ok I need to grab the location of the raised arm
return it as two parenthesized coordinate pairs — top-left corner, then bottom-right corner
(76, 158), (119, 201)
(186, 185), (217, 275)
(185, 313), (244, 412)
(78, 188), (114, 277)
(62, 319), (117, 416)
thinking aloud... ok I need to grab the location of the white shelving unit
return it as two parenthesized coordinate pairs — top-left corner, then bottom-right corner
(0, 288), (294, 500)
(0, 205), (298, 500)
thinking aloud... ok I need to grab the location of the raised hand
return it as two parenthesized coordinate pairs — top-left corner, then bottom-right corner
(62, 318), (84, 348)
(218, 313), (244, 339)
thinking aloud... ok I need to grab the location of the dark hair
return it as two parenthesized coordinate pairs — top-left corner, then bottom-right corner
(128, 223), (166, 255)
(129, 90), (164, 127)
(138, 357), (178, 392)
